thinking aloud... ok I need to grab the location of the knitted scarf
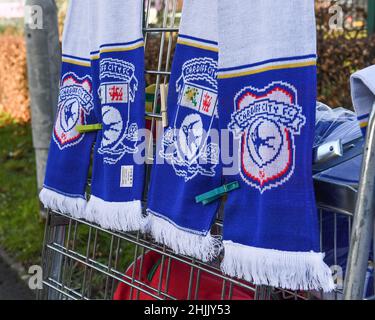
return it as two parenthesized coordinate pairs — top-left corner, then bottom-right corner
(40, 0), (146, 232)
(146, 0), (222, 262)
(218, 0), (334, 292)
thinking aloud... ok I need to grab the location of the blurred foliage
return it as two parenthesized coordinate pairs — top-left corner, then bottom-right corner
(56, 0), (68, 39)
(316, 1), (375, 108)
(0, 1), (67, 123)
(0, 34), (29, 123)
(0, 23), (22, 35)
(145, 34), (177, 86)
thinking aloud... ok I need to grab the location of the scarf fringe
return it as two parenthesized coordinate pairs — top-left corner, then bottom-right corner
(145, 210), (222, 262)
(85, 195), (144, 232)
(221, 241), (336, 293)
(39, 188), (87, 219)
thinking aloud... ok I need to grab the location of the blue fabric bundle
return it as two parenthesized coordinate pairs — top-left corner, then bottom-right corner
(217, 0), (334, 292)
(351, 65), (375, 135)
(41, 0), (146, 232)
(146, 0), (222, 262)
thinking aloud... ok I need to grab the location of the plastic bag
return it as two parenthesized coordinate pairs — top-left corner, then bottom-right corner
(314, 102), (362, 148)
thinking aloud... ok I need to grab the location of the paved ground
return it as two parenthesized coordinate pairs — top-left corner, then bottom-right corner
(0, 257), (35, 300)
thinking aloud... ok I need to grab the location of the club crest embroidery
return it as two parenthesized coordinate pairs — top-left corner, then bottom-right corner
(229, 81), (306, 193)
(53, 72), (93, 150)
(97, 58), (139, 165)
(161, 57), (219, 182)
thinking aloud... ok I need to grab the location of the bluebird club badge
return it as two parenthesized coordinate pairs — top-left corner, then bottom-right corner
(53, 72), (94, 150)
(161, 57), (219, 182)
(229, 81), (306, 193)
(98, 58), (139, 165)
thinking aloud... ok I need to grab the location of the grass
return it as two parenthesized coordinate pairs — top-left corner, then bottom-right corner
(0, 116), (44, 267)
(0, 114), (135, 282)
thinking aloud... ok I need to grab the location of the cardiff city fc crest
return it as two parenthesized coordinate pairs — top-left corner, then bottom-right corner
(161, 57), (219, 181)
(97, 58), (139, 165)
(229, 81), (306, 193)
(53, 72), (93, 150)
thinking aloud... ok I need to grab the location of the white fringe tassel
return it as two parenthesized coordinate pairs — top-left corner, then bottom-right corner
(85, 195), (144, 232)
(39, 188), (87, 219)
(221, 241), (336, 293)
(145, 210), (222, 262)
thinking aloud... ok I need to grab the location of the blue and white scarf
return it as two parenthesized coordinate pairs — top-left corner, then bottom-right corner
(41, 0), (146, 232)
(40, 0), (97, 218)
(146, 0), (222, 262)
(218, 0), (334, 292)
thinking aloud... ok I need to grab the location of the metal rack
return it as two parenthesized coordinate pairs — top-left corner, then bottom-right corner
(38, 0), (375, 300)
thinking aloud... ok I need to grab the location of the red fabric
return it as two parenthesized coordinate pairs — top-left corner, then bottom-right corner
(114, 251), (255, 300)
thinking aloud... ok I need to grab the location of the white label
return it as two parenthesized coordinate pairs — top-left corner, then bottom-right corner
(120, 165), (134, 188)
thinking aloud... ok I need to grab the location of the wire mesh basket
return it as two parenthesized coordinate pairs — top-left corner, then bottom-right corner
(39, 208), (356, 300)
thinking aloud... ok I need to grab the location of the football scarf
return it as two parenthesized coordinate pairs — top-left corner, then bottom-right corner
(218, 0), (334, 292)
(85, 0), (146, 231)
(351, 65), (375, 135)
(145, 0), (222, 262)
(40, 0), (96, 218)
(41, 0), (146, 232)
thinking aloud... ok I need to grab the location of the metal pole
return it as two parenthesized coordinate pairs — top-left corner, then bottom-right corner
(24, 0), (64, 300)
(24, 0), (61, 216)
(344, 106), (375, 300)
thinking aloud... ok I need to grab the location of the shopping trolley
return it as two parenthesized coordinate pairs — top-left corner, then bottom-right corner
(38, 0), (375, 300)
